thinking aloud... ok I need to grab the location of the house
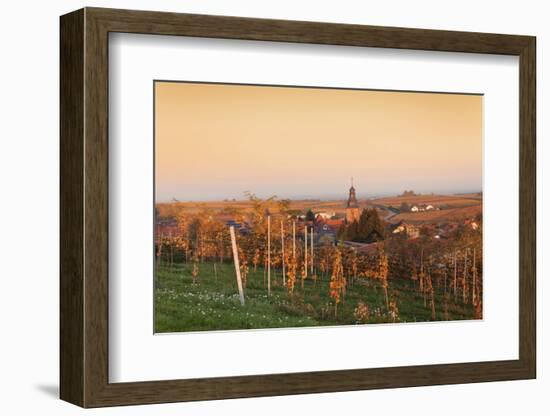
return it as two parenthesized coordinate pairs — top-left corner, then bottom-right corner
(464, 219), (480, 230)
(322, 218), (345, 230)
(391, 221), (420, 239)
(316, 224), (337, 245)
(314, 218), (344, 245)
(315, 212), (335, 220)
(392, 222), (407, 234)
(410, 204), (436, 212)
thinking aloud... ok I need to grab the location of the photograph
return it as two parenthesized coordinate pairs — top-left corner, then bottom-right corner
(51, 5), (541, 409)
(154, 80), (483, 333)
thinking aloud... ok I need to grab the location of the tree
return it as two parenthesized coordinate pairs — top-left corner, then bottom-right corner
(365, 208), (385, 243)
(238, 246), (249, 288)
(252, 248), (261, 271)
(243, 191), (276, 232)
(399, 202), (410, 212)
(191, 256), (199, 284)
(339, 209), (385, 243)
(358, 209), (370, 239)
(278, 199), (291, 216)
(329, 249), (346, 318)
(286, 255), (297, 295)
(287, 209), (302, 218)
(389, 295), (399, 323)
(426, 272), (436, 320)
(305, 209), (315, 222)
(378, 247), (389, 309)
(346, 220), (359, 241)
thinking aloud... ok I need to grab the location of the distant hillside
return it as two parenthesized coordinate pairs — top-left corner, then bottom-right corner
(388, 205), (482, 225)
(372, 194), (481, 209)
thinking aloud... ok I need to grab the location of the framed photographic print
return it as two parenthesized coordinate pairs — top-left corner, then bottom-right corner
(60, 7), (536, 408)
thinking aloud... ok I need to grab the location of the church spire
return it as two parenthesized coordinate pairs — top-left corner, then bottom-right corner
(347, 179), (358, 208)
(345, 178), (360, 223)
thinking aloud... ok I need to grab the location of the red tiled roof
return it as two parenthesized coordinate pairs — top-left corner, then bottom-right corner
(322, 219), (344, 227)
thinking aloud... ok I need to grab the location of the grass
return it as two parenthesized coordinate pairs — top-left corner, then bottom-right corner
(154, 261), (477, 333)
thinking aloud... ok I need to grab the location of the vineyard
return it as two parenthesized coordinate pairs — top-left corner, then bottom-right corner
(154, 196), (482, 333)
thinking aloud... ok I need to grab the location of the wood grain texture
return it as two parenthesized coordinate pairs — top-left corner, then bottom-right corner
(83, 10), (110, 406)
(59, 8), (84, 407)
(518, 38), (537, 376)
(59, 7), (537, 408)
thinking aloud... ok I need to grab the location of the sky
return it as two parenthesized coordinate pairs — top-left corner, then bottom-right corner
(155, 81), (482, 202)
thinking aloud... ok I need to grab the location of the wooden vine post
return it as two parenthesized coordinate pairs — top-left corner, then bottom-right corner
(472, 248), (477, 305)
(453, 250), (458, 301)
(310, 227), (314, 275)
(292, 220), (296, 258)
(463, 248), (468, 304)
(281, 219), (286, 285)
(169, 232), (174, 271)
(304, 225), (308, 278)
(229, 226), (245, 306)
(267, 215), (271, 296)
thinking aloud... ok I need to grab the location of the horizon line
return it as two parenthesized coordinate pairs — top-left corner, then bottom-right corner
(155, 190), (483, 204)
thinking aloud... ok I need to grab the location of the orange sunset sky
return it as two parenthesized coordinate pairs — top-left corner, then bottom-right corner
(155, 81), (482, 202)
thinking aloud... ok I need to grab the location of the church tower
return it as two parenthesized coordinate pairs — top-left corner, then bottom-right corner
(346, 178), (360, 223)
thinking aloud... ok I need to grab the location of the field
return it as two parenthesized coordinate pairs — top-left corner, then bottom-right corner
(155, 260), (477, 333)
(372, 193), (481, 209)
(157, 199), (350, 217)
(371, 193), (482, 224)
(388, 205), (482, 225)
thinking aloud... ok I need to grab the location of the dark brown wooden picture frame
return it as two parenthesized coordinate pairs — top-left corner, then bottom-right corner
(60, 7), (536, 408)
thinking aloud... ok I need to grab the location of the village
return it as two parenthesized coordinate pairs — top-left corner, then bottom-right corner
(155, 183), (482, 255)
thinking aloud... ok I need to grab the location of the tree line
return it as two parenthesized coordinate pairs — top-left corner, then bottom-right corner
(338, 208), (385, 243)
